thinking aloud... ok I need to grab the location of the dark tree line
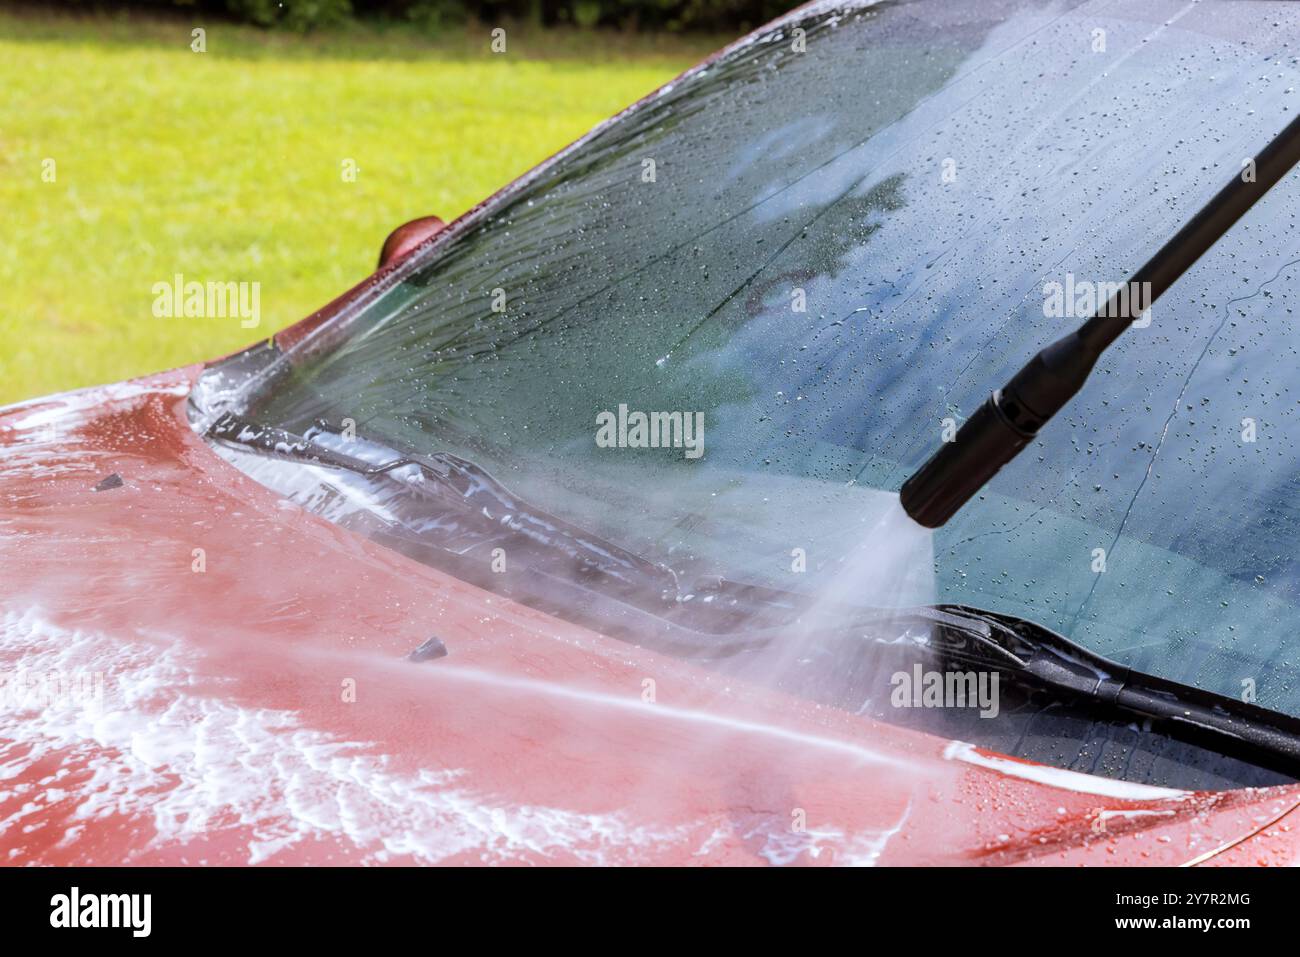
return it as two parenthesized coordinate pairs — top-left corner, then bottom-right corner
(52, 0), (801, 31)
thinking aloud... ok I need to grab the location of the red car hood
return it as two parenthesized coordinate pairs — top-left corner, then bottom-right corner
(2, 368), (1299, 866)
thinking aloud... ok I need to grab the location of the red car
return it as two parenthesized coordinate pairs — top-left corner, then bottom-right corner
(6, 0), (1300, 867)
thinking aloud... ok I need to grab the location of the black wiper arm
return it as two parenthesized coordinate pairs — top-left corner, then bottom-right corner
(928, 603), (1300, 768)
(902, 112), (1300, 528)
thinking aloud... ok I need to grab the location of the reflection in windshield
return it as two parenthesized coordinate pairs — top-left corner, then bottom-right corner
(214, 0), (1300, 720)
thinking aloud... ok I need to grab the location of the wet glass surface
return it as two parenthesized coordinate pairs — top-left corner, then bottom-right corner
(233, 0), (1300, 718)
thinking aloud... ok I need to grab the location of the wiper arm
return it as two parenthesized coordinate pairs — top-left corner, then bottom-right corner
(207, 413), (801, 658)
(208, 411), (682, 595)
(209, 412), (425, 477)
(925, 603), (1300, 769)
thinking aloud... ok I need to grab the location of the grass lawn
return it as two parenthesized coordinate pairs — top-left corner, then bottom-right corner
(0, 8), (719, 405)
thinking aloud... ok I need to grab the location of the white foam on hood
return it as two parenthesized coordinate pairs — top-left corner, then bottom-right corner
(1, 610), (921, 865)
(0, 610), (698, 864)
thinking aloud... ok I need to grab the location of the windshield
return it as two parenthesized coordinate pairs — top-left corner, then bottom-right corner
(208, 0), (1300, 720)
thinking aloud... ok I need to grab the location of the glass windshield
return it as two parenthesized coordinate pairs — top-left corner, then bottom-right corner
(219, 0), (1300, 718)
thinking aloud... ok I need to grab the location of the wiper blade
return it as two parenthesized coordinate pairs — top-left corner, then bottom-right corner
(926, 604), (1300, 769)
(208, 410), (681, 593)
(209, 412), (420, 477)
(207, 413), (804, 657)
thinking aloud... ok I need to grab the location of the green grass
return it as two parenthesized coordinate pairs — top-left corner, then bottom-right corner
(0, 8), (719, 405)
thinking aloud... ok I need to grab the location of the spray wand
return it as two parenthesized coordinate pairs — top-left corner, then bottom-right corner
(901, 112), (1300, 528)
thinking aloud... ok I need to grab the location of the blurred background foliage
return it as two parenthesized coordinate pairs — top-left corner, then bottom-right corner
(49, 0), (799, 32)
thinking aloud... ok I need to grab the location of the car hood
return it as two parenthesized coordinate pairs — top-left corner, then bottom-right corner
(2, 368), (1299, 866)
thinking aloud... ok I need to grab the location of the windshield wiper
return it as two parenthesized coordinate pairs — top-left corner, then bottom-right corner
(918, 603), (1300, 772)
(208, 410), (682, 594)
(207, 412), (807, 657)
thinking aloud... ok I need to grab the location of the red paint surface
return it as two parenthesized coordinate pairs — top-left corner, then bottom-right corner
(1, 371), (1298, 866)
